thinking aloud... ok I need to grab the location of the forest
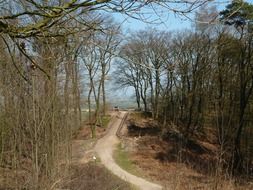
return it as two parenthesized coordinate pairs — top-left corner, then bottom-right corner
(115, 1), (253, 178)
(0, 0), (253, 189)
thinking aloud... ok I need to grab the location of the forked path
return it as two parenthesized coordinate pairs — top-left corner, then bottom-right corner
(95, 111), (163, 190)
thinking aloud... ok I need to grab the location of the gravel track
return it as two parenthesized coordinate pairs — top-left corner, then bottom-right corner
(95, 111), (163, 190)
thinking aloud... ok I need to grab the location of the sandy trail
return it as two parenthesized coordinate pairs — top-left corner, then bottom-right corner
(95, 111), (163, 190)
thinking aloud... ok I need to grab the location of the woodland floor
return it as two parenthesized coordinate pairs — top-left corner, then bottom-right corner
(57, 111), (136, 190)
(119, 112), (253, 190)
(2, 111), (252, 190)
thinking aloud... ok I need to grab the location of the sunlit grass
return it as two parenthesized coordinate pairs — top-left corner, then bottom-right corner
(101, 115), (111, 128)
(114, 143), (140, 177)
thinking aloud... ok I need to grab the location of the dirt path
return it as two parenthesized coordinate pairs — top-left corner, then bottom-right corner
(95, 111), (163, 190)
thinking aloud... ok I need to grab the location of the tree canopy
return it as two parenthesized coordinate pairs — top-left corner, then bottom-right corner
(220, 0), (253, 27)
(0, 0), (209, 38)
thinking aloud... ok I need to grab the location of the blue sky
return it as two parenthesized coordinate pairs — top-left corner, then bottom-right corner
(115, 12), (191, 32)
(108, 0), (253, 107)
(112, 0), (253, 32)
(112, 11), (190, 34)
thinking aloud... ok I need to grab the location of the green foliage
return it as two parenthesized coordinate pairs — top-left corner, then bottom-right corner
(217, 33), (242, 62)
(220, 0), (253, 26)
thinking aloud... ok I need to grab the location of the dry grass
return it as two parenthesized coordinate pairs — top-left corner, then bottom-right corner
(74, 115), (112, 140)
(0, 167), (30, 190)
(123, 112), (253, 190)
(59, 163), (136, 190)
(74, 124), (107, 140)
(126, 136), (253, 190)
(0, 113), (114, 190)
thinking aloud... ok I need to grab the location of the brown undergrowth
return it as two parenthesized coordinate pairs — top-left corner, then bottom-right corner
(0, 113), (116, 190)
(59, 163), (134, 190)
(122, 112), (253, 190)
(74, 114), (112, 140)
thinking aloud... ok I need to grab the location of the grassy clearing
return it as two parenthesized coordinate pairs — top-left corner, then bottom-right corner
(101, 115), (111, 128)
(114, 143), (141, 177)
